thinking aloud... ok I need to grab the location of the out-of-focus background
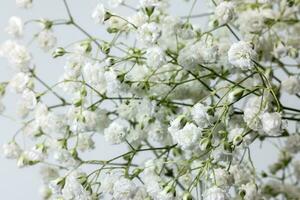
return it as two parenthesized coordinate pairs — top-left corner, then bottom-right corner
(0, 1), (283, 199)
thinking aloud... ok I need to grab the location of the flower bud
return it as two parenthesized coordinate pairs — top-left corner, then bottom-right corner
(233, 134), (243, 146)
(80, 40), (92, 54)
(228, 87), (244, 103)
(183, 191), (193, 200)
(199, 137), (211, 151)
(0, 82), (7, 97)
(52, 47), (66, 58)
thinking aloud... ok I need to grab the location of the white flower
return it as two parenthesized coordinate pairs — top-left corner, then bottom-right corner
(40, 112), (66, 136)
(191, 103), (211, 128)
(5, 16), (23, 38)
(100, 172), (120, 195)
(228, 41), (256, 70)
(284, 134), (300, 154)
(104, 69), (123, 96)
(92, 3), (107, 24)
(230, 165), (251, 185)
(273, 42), (288, 58)
(62, 171), (91, 200)
(243, 96), (264, 131)
(128, 12), (148, 27)
(37, 30), (57, 51)
(21, 89), (37, 110)
(63, 56), (84, 79)
(40, 166), (59, 184)
(113, 177), (136, 199)
(137, 22), (161, 46)
(240, 182), (258, 200)
(177, 43), (202, 70)
(9, 43), (31, 69)
(17, 101), (30, 118)
(104, 121), (128, 144)
(0, 41), (31, 70)
(238, 10), (266, 34)
(9, 72), (30, 93)
(2, 141), (22, 159)
(139, 0), (168, 9)
(81, 110), (99, 131)
(145, 46), (166, 68)
(108, 0), (124, 8)
(17, 145), (45, 168)
(228, 127), (245, 146)
(178, 41), (218, 69)
(171, 123), (202, 150)
(168, 115), (187, 136)
(39, 185), (52, 200)
(215, 2), (235, 24)
(53, 149), (79, 168)
(77, 134), (95, 152)
(281, 76), (300, 95)
(293, 160), (300, 180)
(212, 168), (233, 189)
(260, 112), (283, 136)
(16, 0), (32, 8)
(203, 186), (230, 200)
(83, 62), (107, 94)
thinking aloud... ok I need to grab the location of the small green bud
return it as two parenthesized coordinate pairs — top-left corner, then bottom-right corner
(101, 42), (110, 54)
(228, 87), (244, 103)
(183, 191), (193, 200)
(41, 19), (53, 29)
(52, 47), (66, 58)
(199, 138), (211, 151)
(0, 83), (7, 97)
(80, 40), (92, 54)
(232, 134), (243, 146)
(145, 6), (155, 17)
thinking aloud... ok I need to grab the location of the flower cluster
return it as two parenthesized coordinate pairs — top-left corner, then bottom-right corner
(1, 0), (300, 199)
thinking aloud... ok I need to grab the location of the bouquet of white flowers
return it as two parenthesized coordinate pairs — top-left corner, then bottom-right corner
(1, 0), (300, 199)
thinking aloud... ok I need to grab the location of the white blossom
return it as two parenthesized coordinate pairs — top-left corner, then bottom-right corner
(83, 62), (107, 94)
(92, 3), (107, 24)
(0, 41), (31, 70)
(62, 171), (91, 200)
(5, 16), (23, 37)
(2, 141), (22, 159)
(281, 76), (300, 95)
(104, 121), (128, 144)
(171, 123), (202, 150)
(77, 134), (95, 152)
(191, 103), (211, 128)
(16, 0), (32, 8)
(9, 72), (30, 93)
(37, 30), (57, 51)
(211, 168), (233, 189)
(228, 41), (256, 70)
(108, 0), (124, 8)
(113, 177), (136, 199)
(203, 186), (230, 200)
(240, 182), (258, 200)
(20, 89), (37, 110)
(137, 22), (161, 46)
(260, 112), (283, 136)
(238, 10), (266, 34)
(284, 134), (300, 154)
(145, 46), (166, 68)
(243, 96), (265, 131)
(215, 2), (235, 24)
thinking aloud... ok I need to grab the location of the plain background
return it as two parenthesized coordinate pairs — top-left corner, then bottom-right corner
(0, 0), (287, 199)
